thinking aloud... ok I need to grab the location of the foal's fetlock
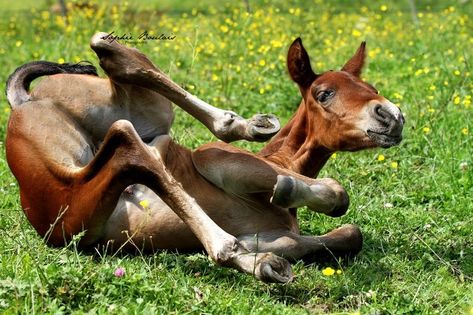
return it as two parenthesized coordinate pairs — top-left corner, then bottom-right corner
(208, 236), (243, 266)
(213, 112), (281, 143)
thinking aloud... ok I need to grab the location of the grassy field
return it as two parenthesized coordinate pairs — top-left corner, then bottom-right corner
(0, 0), (472, 313)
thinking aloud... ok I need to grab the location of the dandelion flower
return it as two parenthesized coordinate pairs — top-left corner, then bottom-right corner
(352, 29), (362, 38)
(336, 269), (342, 275)
(462, 128), (468, 135)
(423, 127), (430, 134)
(220, 25), (229, 33)
(377, 154), (385, 162)
(391, 161), (398, 169)
(322, 267), (335, 276)
(454, 96), (460, 105)
(380, 5), (388, 12)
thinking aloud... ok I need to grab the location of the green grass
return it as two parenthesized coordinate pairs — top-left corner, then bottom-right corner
(1, 0), (472, 313)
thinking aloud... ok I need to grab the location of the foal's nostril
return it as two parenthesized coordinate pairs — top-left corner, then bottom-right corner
(373, 104), (396, 125)
(374, 104), (387, 120)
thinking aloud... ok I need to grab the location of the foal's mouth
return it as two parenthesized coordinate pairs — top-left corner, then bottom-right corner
(367, 130), (403, 148)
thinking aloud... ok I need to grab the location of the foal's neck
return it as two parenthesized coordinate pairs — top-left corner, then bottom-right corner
(259, 100), (333, 178)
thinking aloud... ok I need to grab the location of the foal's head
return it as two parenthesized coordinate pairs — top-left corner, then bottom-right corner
(287, 38), (404, 151)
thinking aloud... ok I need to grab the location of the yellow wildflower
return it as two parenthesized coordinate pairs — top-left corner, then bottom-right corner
(41, 11), (50, 20)
(454, 70), (461, 76)
(15, 41), (22, 47)
(211, 74), (219, 81)
(377, 154), (385, 162)
(220, 25), (229, 33)
(462, 128), (468, 135)
(423, 127), (431, 134)
(331, 153), (337, 160)
(270, 39), (283, 48)
(391, 161), (398, 169)
(57, 58), (65, 64)
(454, 96), (460, 105)
(258, 59), (266, 67)
(352, 29), (362, 37)
(322, 267), (335, 276)
(336, 269), (342, 275)
(380, 5), (388, 12)
(139, 199), (150, 209)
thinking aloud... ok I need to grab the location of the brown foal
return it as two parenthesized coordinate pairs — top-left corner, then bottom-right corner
(5, 34), (403, 282)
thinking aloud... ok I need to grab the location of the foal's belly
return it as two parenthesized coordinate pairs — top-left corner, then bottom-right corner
(101, 183), (297, 251)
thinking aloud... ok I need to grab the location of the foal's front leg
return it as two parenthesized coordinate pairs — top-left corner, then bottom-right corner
(192, 142), (349, 217)
(89, 32), (280, 143)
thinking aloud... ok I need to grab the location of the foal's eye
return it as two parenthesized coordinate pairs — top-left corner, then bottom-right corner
(316, 90), (335, 104)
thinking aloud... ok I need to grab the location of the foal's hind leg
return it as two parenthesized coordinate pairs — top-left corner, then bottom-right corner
(70, 121), (293, 283)
(89, 32), (280, 143)
(237, 224), (363, 262)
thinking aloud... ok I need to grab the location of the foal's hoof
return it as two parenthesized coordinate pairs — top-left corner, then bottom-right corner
(270, 175), (297, 208)
(233, 252), (293, 283)
(246, 114), (280, 141)
(257, 253), (294, 283)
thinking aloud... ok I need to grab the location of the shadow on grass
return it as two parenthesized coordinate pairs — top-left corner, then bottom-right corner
(69, 228), (473, 309)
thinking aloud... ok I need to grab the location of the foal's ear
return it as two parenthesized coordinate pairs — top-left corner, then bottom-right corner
(341, 41), (366, 77)
(287, 38), (317, 88)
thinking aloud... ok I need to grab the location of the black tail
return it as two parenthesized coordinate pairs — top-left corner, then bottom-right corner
(5, 61), (98, 108)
